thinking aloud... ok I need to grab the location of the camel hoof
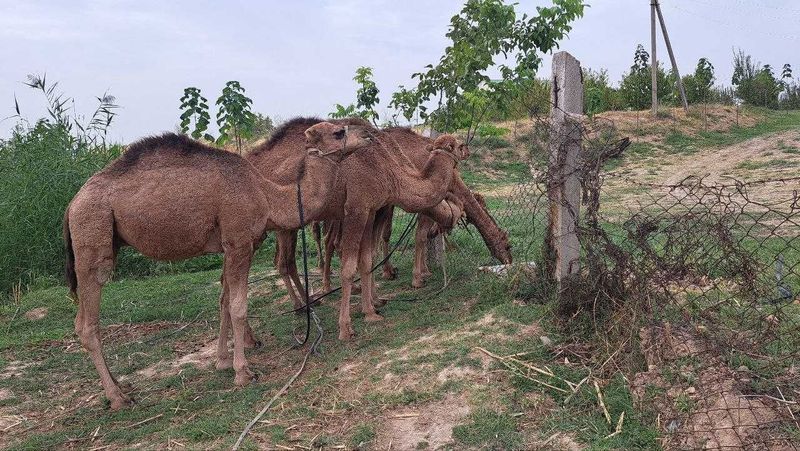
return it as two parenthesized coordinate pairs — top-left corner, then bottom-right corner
(412, 278), (426, 289)
(373, 297), (388, 308)
(365, 313), (384, 323)
(110, 394), (134, 411)
(245, 337), (262, 349)
(338, 327), (356, 341)
(216, 358), (233, 370)
(234, 369), (257, 386)
(382, 266), (398, 280)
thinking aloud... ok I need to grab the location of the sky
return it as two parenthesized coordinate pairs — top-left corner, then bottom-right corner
(1, 0), (798, 143)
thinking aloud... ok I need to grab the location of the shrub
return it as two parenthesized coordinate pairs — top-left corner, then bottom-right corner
(0, 122), (120, 293)
(732, 49), (785, 108)
(619, 44), (672, 110)
(681, 58), (715, 104)
(584, 68), (621, 115)
(476, 123), (509, 137)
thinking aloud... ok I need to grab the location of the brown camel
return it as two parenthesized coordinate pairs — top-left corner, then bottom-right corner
(305, 127), (513, 290)
(246, 118), (463, 340)
(383, 127), (513, 287)
(63, 123), (371, 409)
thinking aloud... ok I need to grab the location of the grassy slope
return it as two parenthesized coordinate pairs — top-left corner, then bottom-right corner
(1, 107), (799, 450)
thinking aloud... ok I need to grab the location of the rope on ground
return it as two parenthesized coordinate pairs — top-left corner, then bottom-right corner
(231, 310), (322, 450)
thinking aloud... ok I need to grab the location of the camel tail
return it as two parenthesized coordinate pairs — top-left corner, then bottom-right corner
(63, 209), (78, 301)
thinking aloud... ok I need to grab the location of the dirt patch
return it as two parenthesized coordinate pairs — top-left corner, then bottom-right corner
(23, 307), (48, 321)
(0, 361), (31, 380)
(377, 394), (471, 450)
(632, 325), (791, 450)
(132, 338), (219, 380)
(660, 130), (800, 185)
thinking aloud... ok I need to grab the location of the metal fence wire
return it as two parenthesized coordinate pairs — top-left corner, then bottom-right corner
(412, 110), (800, 449)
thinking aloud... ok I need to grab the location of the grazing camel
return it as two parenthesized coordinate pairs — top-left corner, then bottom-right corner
(300, 127), (513, 291)
(383, 127), (513, 287)
(247, 118), (463, 340)
(63, 123), (371, 409)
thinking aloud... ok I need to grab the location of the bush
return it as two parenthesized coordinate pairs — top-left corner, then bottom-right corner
(476, 123), (509, 137)
(619, 45), (673, 110)
(732, 49), (784, 108)
(0, 122), (119, 293)
(584, 68), (622, 115)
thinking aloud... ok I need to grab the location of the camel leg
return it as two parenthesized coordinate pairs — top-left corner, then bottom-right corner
(377, 206), (397, 280)
(312, 222), (324, 271)
(276, 231), (303, 310)
(412, 215), (435, 288)
(222, 245), (257, 386)
(217, 272), (260, 371)
(74, 247), (131, 410)
(337, 210), (370, 340)
(322, 222), (337, 293)
(286, 234), (311, 311)
(358, 212), (383, 322)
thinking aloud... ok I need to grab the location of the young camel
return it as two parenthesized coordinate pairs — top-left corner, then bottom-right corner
(63, 123), (371, 409)
(383, 127), (513, 287)
(247, 118), (463, 340)
(302, 127), (513, 291)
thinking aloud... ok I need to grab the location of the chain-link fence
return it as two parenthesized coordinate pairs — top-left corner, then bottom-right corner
(383, 106), (800, 449)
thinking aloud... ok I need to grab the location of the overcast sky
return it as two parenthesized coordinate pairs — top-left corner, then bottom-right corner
(1, 0), (797, 142)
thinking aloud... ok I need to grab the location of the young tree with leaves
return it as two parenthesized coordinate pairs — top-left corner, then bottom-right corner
(388, 0), (585, 139)
(215, 81), (256, 153)
(330, 67), (381, 125)
(619, 44), (672, 110)
(179, 87), (213, 141)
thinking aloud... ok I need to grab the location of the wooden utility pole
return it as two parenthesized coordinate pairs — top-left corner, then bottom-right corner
(548, 51), (583, 284)
(651, 0), (658, 116)
(655, 0), (689, 112)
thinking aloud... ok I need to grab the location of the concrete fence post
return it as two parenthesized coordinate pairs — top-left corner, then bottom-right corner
(547, 51), (583, 284)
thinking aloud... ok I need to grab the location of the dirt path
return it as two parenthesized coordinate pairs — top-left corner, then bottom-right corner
(659, 130), (800, 185)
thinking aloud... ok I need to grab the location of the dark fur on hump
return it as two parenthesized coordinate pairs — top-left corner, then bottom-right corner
(250, 117), (322, 155)
(250, 116), (375, 155)
(383, 126), (422, 137)
(106, 133), (241, 175)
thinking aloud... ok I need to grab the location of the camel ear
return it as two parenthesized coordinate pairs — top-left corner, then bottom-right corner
(425, 144), (433, 152)
(304, 127), (320, 144)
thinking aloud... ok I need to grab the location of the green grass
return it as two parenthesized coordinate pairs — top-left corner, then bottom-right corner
(735, 158), (799, 170)
(3, 110), (800, 449)
(452, 409), (523, 449)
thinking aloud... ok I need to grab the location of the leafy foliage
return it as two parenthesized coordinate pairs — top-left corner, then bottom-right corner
(389, 0), (585, 136)
(19, 73), (119, 149)
(732, 49), (785, 109)
(618, 44), (672, 110)
(584, 68), (621, 116)
(215, 81), (256, 153)
(329, 67), (381, 125)
(179, 87), (213, 141)
(682, 58), (715, 104)
(0, 122), (120, 294)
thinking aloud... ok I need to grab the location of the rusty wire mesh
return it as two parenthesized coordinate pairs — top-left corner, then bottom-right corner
(426, 107), (800, 449)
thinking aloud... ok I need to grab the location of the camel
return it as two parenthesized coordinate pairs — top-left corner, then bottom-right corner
(63, 123), (372, 409)
(296, 127), (513, 292)
(246, 117), (463, 340)
(383, 127), (513, 287)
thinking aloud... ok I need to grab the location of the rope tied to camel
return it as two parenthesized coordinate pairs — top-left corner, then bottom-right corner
(232, 179), (323, 450)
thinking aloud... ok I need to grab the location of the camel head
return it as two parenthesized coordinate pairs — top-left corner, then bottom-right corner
(430, 134), (470, 161)
(304, 122), (374, 161)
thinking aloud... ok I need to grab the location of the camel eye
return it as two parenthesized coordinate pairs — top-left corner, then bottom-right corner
(334, 129), (346, 140)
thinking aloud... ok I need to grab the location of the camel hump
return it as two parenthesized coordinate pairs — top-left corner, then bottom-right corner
(106, 133), (241, 175)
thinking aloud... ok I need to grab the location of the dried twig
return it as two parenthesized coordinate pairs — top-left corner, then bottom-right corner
(604, 411), (625, 439)
(123, 413), (163, 429)
(593, 380), (612, 425)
